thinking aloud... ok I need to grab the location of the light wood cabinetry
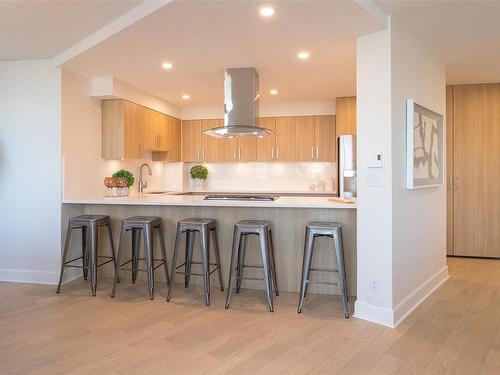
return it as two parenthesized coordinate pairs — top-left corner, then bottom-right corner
(181, 120), (202, 162)
(336, 97), (356, 136)
(295, 116), (316, 161)
(446, 86), (454, 255)
(201, 119), (221, 162)
(256, 117), (276, 162)
(102, 100), (145, 160)
(153, 116), (181, 162)
(315, 115), (336, 162)
(275, 116), (296, 162)
(447, 83), (500, 258)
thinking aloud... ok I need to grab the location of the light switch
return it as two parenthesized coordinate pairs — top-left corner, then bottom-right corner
(367, 152), (383, 168)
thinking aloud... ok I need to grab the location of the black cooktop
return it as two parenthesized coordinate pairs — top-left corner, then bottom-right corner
(203, 194), (279, 201)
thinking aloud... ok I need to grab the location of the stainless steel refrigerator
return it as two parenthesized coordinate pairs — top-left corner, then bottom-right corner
(338, 135), (357, 198)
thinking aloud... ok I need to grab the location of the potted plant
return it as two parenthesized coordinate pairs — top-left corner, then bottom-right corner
(112, 169), (134, 196)
(190, 164), (208, 190)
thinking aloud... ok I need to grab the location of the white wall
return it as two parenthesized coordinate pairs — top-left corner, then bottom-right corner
(0, 60), (63, 283)
(390, 16), (448, 325)
(355, 18), (448, 327)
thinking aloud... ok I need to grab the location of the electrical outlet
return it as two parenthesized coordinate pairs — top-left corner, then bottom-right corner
(369, 279), (379, 295)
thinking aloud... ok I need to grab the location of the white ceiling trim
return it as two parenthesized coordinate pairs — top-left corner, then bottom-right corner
(354, 0), (388, 29)
(53, 0), (171, 67)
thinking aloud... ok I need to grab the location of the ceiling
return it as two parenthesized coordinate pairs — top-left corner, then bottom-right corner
(378, 0), (500, 84)
(62, 1), (384, 107)
(0, 0), (141, 60)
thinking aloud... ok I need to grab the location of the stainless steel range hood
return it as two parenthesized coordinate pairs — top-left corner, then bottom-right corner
(203, 67), (273, 138)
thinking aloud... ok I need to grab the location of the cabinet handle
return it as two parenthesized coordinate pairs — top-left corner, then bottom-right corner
(197, 148), (200, 161)
(276, 148), (279, 160)
(238, 147), (241, 160)
(233, 148), (236, 160)
(316, 146), (319, 160)
(271, 147), (275, 160)
(454, 176), (459, 191)
(311, 147), (314, 160)
(203, 148), (206, 161)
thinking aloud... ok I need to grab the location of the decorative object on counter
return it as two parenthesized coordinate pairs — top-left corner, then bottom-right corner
(406, 99), (443, 189)
(190, 164), (208, 190)
(111, 169), (134, 196)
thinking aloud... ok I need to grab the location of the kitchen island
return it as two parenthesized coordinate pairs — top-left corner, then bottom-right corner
(62, 194), (357, 297)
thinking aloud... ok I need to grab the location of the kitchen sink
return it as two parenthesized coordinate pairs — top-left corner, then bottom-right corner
(146, 191), (176, 195)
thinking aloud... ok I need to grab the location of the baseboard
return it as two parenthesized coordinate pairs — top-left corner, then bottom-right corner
(354, 301), (395, 328)
(393, 265), (449, 327)
(0, 268), (82, 285)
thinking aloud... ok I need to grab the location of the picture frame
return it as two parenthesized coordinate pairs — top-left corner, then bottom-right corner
(406, 99), (444, 189)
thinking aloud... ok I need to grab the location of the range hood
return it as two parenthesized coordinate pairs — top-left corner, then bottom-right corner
(203, 67), (273, 138)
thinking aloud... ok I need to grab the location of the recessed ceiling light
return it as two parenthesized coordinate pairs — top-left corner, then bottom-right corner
(182, 94), (190, 100)
(297, 51), (310, 60)
(259, 6), (275, 17)
(162, 62), (173, 70)
(270, 89), (278, 95)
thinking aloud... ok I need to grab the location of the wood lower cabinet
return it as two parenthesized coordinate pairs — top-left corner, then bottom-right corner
(447, 83), (500, 258)
(102, 100), (144, 160)
(336, 97), (356, 136)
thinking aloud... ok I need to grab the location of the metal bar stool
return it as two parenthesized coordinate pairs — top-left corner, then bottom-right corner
(167, 218), (224, 306)
(225, 220), (279, 312)
(57, 215), (116, 296)
(111, 216), (169, 300)
(297, 222), (349, 318)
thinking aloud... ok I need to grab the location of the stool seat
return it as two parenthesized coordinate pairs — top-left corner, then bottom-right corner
(178, 218), (216, 230)
(235, 220), (271, 232)
(307, 222), (342, 229)
(70, 215), (109, 225)
(123, 216), (161, 226)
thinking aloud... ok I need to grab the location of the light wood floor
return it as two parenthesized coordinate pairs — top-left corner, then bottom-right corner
(0, 257), (499, 375)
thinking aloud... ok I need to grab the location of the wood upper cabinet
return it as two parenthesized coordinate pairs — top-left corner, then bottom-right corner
(219, 137), (238, 162)
(182, 120), (202, 162)
(336, 97), (356, 136)
(153, 116), (182, 162)
(295, 116), (316, 161)
(238, 137), (257, 162)
(275, 116), (296, 161)
(201, 119), (221, 162)
(102, 99), (144, 160)
(256, 117), (276, 162)
(220, 134), (257, 162)
(314, 115), (336, 162)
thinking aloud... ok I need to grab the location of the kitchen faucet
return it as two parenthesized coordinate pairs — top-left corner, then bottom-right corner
(138, 163), (152, 193)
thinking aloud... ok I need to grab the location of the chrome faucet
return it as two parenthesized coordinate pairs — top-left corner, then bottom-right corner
(138, 163), (152, 193)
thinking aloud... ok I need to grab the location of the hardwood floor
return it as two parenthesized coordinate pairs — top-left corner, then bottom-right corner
(0, 257), (499, 374)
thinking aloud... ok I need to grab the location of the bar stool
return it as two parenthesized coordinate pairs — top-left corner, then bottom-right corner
(111, 216), (169, 300)
(297, 222), (349, 318)
(167, 218), (224, 306)
(225, 220), (279, 312)
(57, 215), (116, 296)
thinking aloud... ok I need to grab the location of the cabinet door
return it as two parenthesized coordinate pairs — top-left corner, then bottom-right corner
(182, 120), (202, 162)
(157, 112), (169, 152)
(201, 119), (221, 162)
(145, 109), (159, 151)
(101, 99), (125, 159)
(219, 137), (238, 162)
(238, 137), (257, 162)
(256, 117), (276, 162)
(168, 117), (182, 162)
(336, 97), (356, 136)
(315, 115), (336, 162)
(294, 116), (316, 161)
(123, 101), (144, 159)
(275, 116), (296, 162)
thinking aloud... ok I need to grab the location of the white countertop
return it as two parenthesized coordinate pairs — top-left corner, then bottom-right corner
(63, 194), (356, 209)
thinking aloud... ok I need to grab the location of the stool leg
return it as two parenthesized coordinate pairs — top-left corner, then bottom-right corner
(225, 226), (241, 309)
(236, 234), (247, 293)
(200, 227), (211, 306)
(82, 226), (88, 280)
(333, 228), (349, 318)
(212, 228), (224, 292)
(105, 219), (118, 283)
(111, 224), (126, 298)
(158, 224), (170, 286)
(258, 228), (274, 312)
(268, 229), (279, 296)
(131, 228), (141, 284)
(56, 222), (73, 294)
(88, 222), (98, 297)
(298, 227), (314, 313)
(167, 224), (182, 302)
(184, 230), (195, 288)
(143, 224), (155, 300)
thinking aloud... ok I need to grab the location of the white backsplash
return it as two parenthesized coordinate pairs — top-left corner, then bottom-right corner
(176, 162), (337, 193)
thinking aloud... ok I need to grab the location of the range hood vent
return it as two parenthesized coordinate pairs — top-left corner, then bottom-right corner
(203, 67), (273, 138)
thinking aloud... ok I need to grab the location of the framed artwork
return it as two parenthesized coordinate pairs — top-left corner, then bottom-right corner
(406, 99), (444, 189)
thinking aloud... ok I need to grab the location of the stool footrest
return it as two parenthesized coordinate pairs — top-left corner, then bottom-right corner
(175, 265), (219, 277)
(240, 264), (264, 269)
(306, 280), (338, 286)
(118, 259), (165, 270)
(309, 267), (339, 273)
(234, 276), (264, 282)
